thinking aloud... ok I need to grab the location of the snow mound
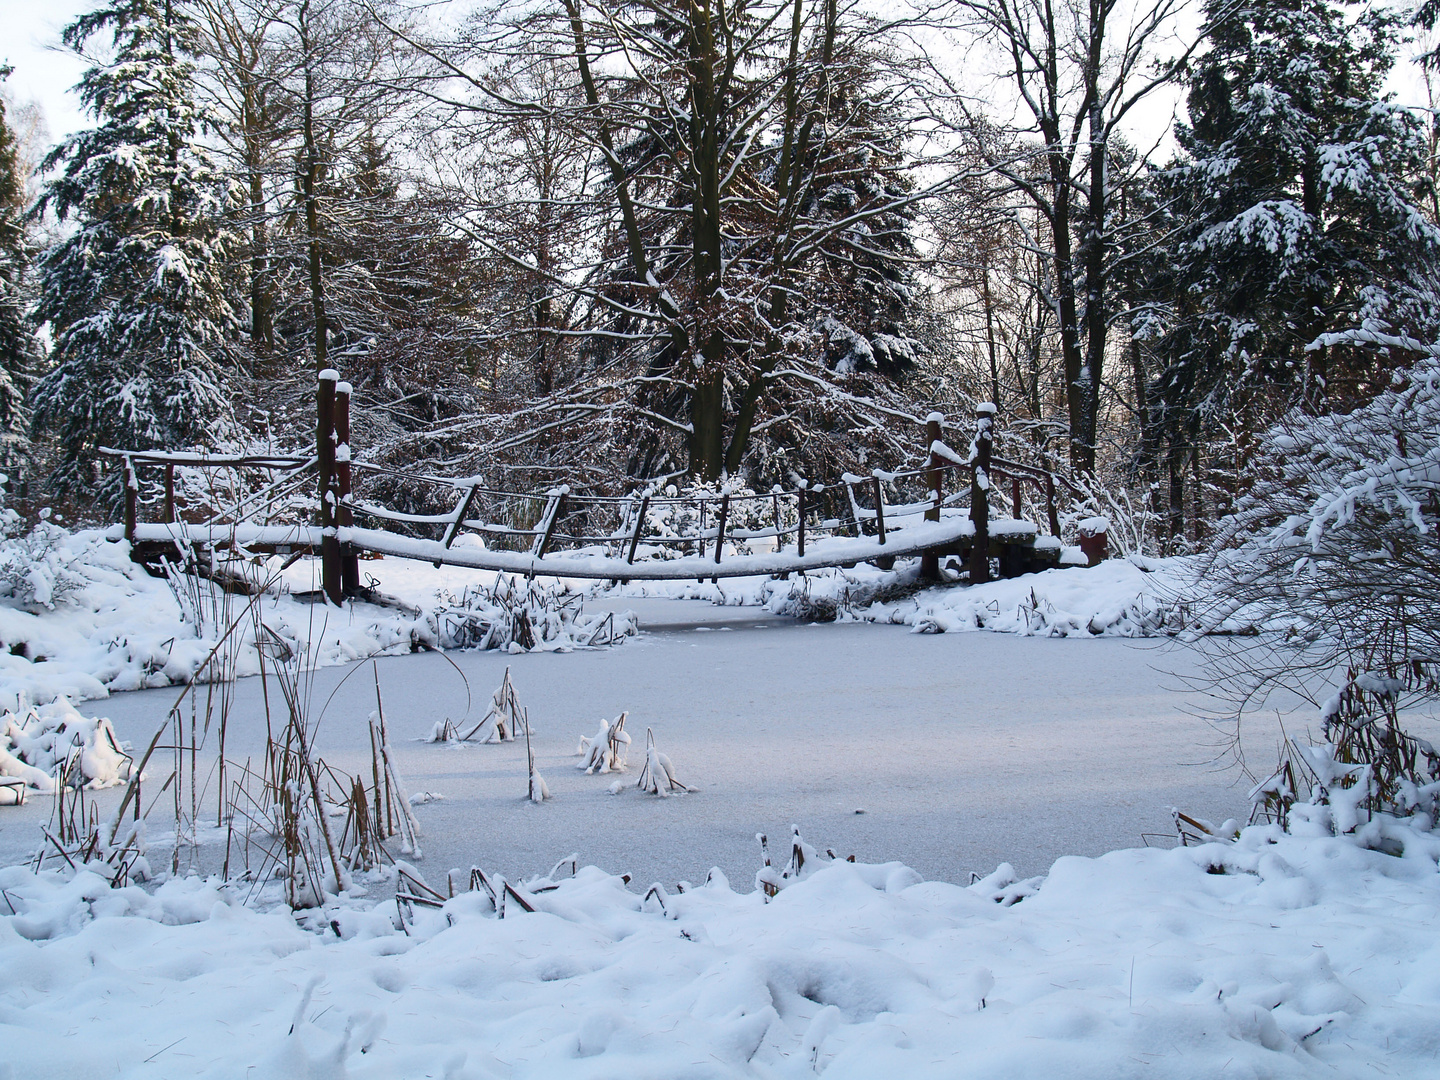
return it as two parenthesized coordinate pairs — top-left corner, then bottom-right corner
(0, 525), (637, 712)
(2, 818), (1439, 1076)
(0, 699), (139, 792)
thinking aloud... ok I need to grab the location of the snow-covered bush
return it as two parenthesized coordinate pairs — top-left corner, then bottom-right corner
(1248, 660), (1440, 833)
(430, 576), (636, 652)
(0, 699), (139, 791)
(634, 479), (783, 558)
(1192, 351), (1440, 714)
(0, 518), (98, 610)
(1197, 349), (1440, 829)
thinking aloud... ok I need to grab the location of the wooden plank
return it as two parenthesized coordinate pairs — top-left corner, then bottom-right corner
(627, 497), (650, 564)
(533, 492), (567, 558)
(317, 372), (341, 606)
(713, 494), (730, 564)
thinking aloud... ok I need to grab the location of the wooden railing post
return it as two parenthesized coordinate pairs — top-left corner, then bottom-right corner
(713, 493), (730, 564)
(627, 497), (650, 564)
(969, 403), (995, 584)
(335, 381), (360, 596)
(871, 476), (886, 545)
(123, 456), (138, 544)
(164, 462), (175, 523)
(796, 486), (806, 557)
(317, 370), (342, 606)
(920, 412), (943, 580)
(1045, 471), (1061, 538)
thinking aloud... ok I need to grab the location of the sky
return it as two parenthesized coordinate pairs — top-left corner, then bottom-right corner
(0, 0), (1433, 166)
(0, 0), (91, 142)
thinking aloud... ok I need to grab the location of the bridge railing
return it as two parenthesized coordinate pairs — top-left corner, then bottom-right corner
(106, 373), (1088, 603)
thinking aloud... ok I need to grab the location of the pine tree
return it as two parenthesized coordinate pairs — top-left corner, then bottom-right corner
(31, 0), (237, 501)
(0, 68), (37, 473)
(1150, 0), (1440, 443)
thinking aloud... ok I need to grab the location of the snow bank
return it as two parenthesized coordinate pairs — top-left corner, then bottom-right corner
(607, 555), (1210, 638)
(0, 526), (636, 712)
(2, 819), (1438, 1077)
(0, 699), (139, 791)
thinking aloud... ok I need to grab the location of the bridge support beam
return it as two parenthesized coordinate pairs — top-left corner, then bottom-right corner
(920, 413), (943, 581)
(317, 370), (342, 606)
(335, 381), (360, 597)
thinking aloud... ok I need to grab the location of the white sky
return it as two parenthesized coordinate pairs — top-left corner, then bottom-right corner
(0, 0), (1432, 160)
(0, 0), (91, 141)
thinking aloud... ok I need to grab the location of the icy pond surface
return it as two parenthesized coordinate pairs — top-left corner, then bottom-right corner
(0, 597), (1287, 886)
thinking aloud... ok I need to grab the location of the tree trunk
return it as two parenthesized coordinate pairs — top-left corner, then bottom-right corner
(300, 1), (327, 372)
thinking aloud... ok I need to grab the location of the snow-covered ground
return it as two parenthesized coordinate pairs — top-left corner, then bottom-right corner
(2, 540), (1437, 1078)
(4, 822), (1439, 1078)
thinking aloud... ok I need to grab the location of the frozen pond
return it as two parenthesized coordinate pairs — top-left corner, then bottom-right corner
(3, 598), (1284, 886)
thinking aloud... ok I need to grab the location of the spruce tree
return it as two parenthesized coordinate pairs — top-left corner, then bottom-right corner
(31, 0), (237, 501)
(0, 68), (37, 473)
(1149, 0), (1440, 443)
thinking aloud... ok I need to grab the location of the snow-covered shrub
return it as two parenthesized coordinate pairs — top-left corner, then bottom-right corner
(0, 519), (97, 610)
(1204, 352), (1440, 653)
(1248, 660), (1440, 834)
(634, 479), (782, 558)
(0, 699), (139, 791)
(1193, 350), (1440, 798)
(430, 576), (636, 652)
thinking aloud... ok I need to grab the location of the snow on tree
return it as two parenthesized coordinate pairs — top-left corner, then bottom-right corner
(407, 0), (951, 492)
(1147, 0), (1440, 451)
(30, 0), (238, 503)
(0, 69), (37, 472)
(1196, 335), (1440, 814)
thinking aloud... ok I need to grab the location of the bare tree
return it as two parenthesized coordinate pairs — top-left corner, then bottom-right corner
(952, 0), (1205, 475)
(391, 0), (964, 488)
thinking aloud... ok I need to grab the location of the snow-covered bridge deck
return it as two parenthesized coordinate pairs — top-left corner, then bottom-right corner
(116, 512), (1049, 581)
(104, 376), (1089, 594)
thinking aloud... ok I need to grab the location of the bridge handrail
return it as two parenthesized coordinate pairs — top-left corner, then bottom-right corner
(110, 376), (1098, 601)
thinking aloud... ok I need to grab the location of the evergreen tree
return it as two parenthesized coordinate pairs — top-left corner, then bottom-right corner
(1149, 0), (1440, 447)
(31, 0), (237, 500)
(0, 68), (37, 472)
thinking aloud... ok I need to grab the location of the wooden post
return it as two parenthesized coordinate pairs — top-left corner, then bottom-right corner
(123, 456), (138, 545)
(534, 491), (567, 559)
(871, 476), (887, 545)
(713, 494), (730, 564)
(335, 381), (360, 596)
(697, 499), (707, 559)
(969, 403), (994, 584)
(317, 370), (342, 606)
(920, 413), (943, 580)
(796, 487), (806, 557)
(1011, 477), (1022, 520)
(627, 496), (650, 564)
(1045, 471), (1061, 538)
(164, 463), (175, 523)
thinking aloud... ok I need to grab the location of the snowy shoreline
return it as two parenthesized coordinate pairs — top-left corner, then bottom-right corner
(3, 818), (1438, 1078)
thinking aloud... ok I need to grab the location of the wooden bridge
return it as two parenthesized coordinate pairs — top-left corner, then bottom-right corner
(105, 371), (1094, 603)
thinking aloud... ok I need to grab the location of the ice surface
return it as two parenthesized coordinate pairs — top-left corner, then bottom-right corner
(0, 599), (1294, 888)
